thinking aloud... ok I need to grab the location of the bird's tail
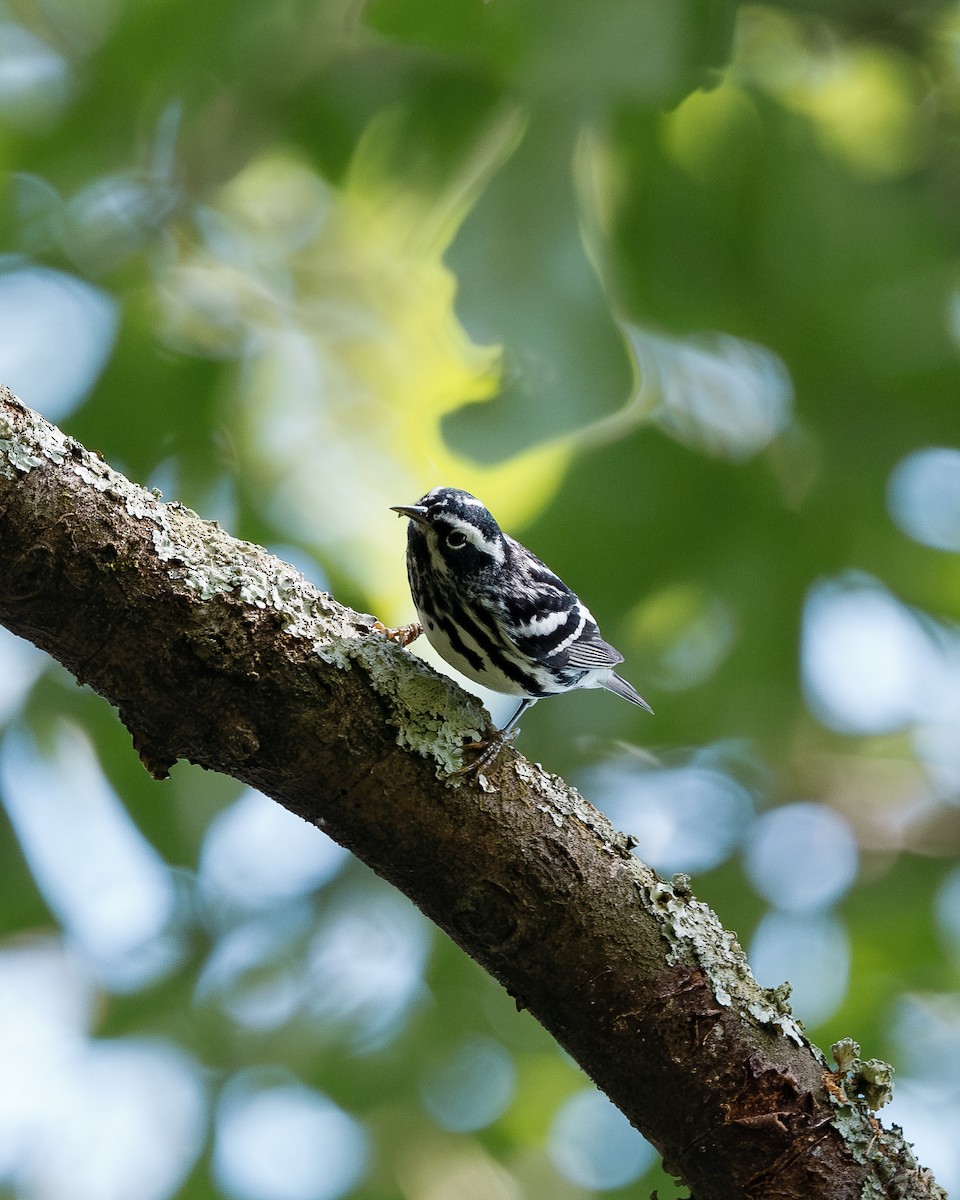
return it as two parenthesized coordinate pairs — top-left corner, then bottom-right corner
(602, 672), (654, 714)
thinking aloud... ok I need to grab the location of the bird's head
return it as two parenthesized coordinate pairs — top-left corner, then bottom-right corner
(391, 487), (506, 573)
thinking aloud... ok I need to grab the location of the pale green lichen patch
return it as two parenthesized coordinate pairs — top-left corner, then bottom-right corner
(830, 1039), (896, 1112)
(0, 388), (167, 521)
(833, 1036), (861, 1075)
(828, 1080), (937, 1200)
(858, 1059), (895, 1110)
(534, 768), (634, 845)
(639, 873), (806, 1045)
(0, 400), (70, 475)
(351, 637), (487, 775)
(152, 502), (335, 632)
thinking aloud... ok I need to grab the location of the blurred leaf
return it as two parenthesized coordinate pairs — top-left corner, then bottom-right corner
(444, 111), (635, 458)
(368, 0), (737, 109)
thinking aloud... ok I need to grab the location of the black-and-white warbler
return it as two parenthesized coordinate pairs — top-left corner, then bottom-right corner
(390, 486), (652, 769)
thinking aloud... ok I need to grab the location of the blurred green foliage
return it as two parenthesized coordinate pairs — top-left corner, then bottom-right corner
(2, 0), (960, 1196)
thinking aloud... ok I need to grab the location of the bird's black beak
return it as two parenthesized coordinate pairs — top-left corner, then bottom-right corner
(390, 504), (430, 526)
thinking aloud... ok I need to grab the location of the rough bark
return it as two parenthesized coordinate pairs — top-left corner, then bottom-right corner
(0, 386), (944, 1200)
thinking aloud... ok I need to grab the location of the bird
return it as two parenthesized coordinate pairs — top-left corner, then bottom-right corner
(389, 486), (652, 771)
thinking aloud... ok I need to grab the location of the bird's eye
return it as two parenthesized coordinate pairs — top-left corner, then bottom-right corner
(446, 529), (468, 549)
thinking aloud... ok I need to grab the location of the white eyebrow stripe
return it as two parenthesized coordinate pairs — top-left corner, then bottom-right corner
(442, 514), (504, 562)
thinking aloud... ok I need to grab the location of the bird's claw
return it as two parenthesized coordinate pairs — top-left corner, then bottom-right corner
(452, 726), (522, 777)
(373, 619), (423, 648)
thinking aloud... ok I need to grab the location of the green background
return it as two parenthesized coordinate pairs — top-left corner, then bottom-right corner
(1, 0), (959, 1196)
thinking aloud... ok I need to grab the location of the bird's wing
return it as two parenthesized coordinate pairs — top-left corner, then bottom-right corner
(491, 543), (576, 637)
(563, 628), (624, 670)
(492, 539), (624, 669)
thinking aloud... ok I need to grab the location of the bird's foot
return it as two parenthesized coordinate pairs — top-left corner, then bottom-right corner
(373, 619), (423, 648)
(453, 726), (522, 778)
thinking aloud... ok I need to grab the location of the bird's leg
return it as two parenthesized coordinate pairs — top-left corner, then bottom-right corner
(455, 698), (536, 777)
(373, 619), (423, 647)
(499, 697), (535, 740)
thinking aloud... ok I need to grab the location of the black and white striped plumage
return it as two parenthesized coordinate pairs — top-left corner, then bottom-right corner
(391, 487), (652, 744)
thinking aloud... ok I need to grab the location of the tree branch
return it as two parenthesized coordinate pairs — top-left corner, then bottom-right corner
(0, 386), (944, 1200)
